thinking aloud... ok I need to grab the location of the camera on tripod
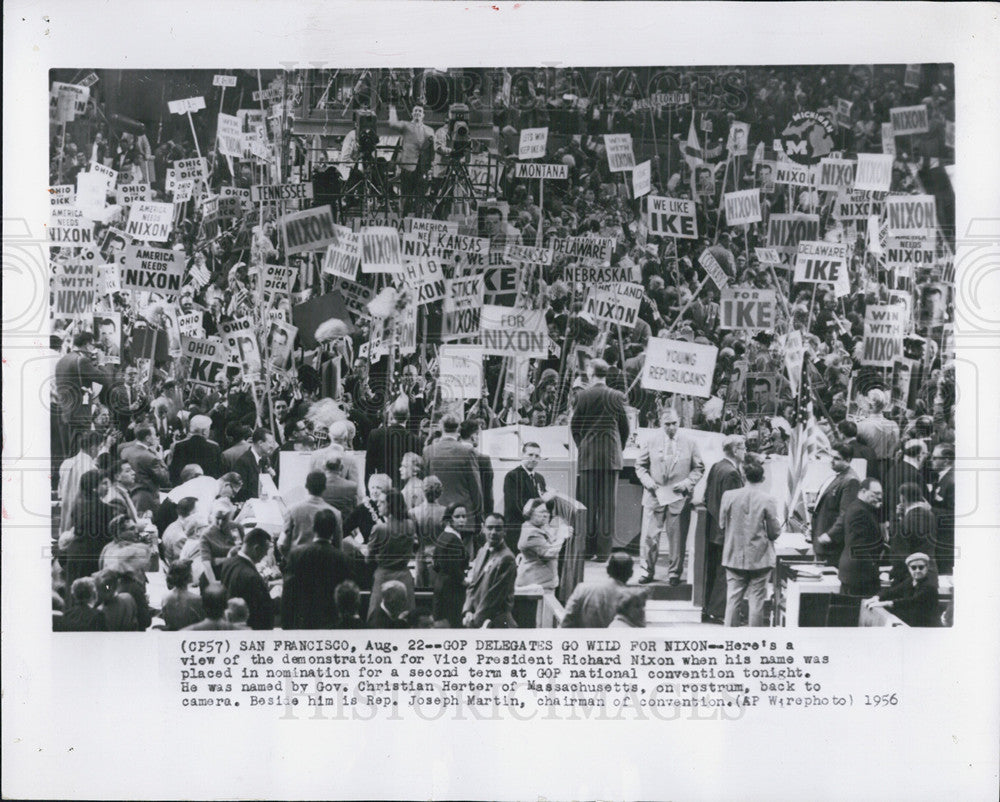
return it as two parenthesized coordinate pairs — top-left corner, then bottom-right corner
(355, 110), (379, 160)
(447, 103), (471, 160)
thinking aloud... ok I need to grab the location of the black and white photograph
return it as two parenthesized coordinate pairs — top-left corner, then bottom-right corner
(4, 3), (999, 801)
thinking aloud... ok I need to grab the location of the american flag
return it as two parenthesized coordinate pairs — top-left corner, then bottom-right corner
(785, 401), (832, 527)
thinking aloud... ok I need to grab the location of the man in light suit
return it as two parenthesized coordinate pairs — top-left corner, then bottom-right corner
(571, 359), (630, 562)
(422, 414), (483, 526)
(720, 459), (780, 627)
(635, 406), (704, 585)
(463, 513), (517, 629)
(811, 443), (861, 567)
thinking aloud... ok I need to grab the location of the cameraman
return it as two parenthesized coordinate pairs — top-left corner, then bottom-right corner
(388, 104), (433, 216)
(430, 103), (472, 196)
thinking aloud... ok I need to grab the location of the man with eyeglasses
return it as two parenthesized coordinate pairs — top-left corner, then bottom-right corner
(502, 441), (550, 553)
(818, 478), (885, 597)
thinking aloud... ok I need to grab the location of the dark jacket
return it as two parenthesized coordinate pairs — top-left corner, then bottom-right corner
(811, 467), (861, 565)
(169, 434), (224, 483)
(570, 382), (629, 471)
(220, 554), (274, 630)
(704, 458), (743, 546)
(879, 574), (940, 627)
(365, 424), (422, 487)
(502, 465), (547, 549)
(828, 499), (884, 595)
(281, 540), (349, 630)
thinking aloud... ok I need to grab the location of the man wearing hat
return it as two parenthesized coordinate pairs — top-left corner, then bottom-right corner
(864, 552), (939, 627)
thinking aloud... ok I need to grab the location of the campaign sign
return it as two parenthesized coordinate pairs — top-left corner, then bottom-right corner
(173, 158), (208, 183)
(442, 276), (485, 342)
(836, 188), (886, 221)
(698, 249), (730, 289)
(604, 133), (636, 172)
(584, 285), (641, 329)
(480, 306), (548, 358)
(219, 317), (261, 373)
(719, 288), (776, 331)
(513, 162), (568, 180)
(723, 189), (762, 226)
(213, 74), (238, 88)
(881, 123), (896, 156)
(251, 183), (314, 203)
(773, 162), (816, 188)
(122, 244), (184, 296)
(403, 217), (459, 237)
(794, 240), (848, 289)
(360, 226), (403, 273)
(862, 305), (905, 367)
(632, 160), (652, 198)
(836, 98), (853, 129)
(518, 127), (549, 160)
(889, 105), (930, 136)
(322, 225), (361, 280)
(168, 96), (207, 115)
(216, 113), (243, 158)
(641, 338), (718, 398)
(754, 247), (782, 266)
(647, 196), (698, 239)
(885, 238), (936, 276)
(853, 153), (893, 193)
(261, 264), (296, 298)
(818, 158), (856, 192)
(117, 183), (150, 206)
(177, 312), (204, 338)
(504, 243), (554, 266)
(767, 213), (820, 266)
(182, 336), (228, 387)
(280, 205), (338, 255)
(438, 345), (484, 401)
(886, 195), (936, 239)
(53, 262), (96, 319)
(551, 236), (615, 263)
(399, 257), (446, 305)
(125, 201), (173, 242)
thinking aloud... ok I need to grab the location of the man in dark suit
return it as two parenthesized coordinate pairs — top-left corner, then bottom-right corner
(316, 446), (360, 519)
(503, 441), (548, 553)
(233, 427), (278, 503)
(169, 414), (223, 484)
(881, 439), (928, 524)
(281, 509), (349, 629)
(127, 425), (170, 515)
(423, 414), (483, 525)
(54, 331), (110, 460)
(221, 425), (253, 470)
(365, 404), (422, 489)
(463, 513), (517, 629)
(819, 478), (885, 596)
(702, 435), (746, 621)
(571, 359), (630, 562)
(929, 443), (955, 574)
(460, 417), (494, 518)
(219, 527), (274, 630)
(811, 443), (861, 567)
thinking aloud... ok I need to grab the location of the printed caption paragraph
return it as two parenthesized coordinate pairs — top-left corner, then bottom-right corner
(169, 636), (900, 718)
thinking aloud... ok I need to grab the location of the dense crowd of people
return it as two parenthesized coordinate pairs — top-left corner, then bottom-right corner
(49, 65), (955, 631)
